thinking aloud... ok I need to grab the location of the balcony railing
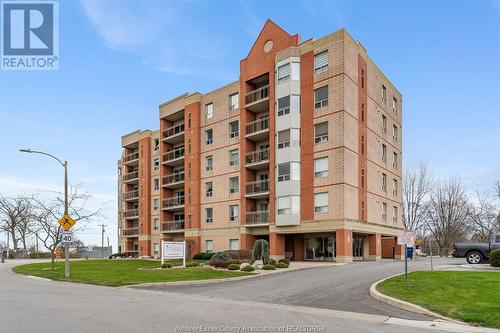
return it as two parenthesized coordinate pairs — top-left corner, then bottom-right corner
(246, 117), (269, 136)
(245, 85), (269, 105)
(245, 179), (269, 196)
(123, 227), (139, 236)
(162, 123), (185, 139)
(122, 171), (139, 182)
(163, 146), (185, 162)
(245, 148), (269, 165)
(122, 151), (139, 163)
(163, 196), (185, 208)
(123, 190), (139, 200)
(123, 209), (139, 219)
(162, 221), (185, 232)
(162, 172), (185, 185)
(245, 210), (269, 225)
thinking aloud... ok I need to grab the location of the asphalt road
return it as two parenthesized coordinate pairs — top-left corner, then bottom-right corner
(0, 257), (482, 333)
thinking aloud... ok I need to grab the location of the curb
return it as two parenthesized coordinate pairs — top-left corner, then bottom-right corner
(369, 273), (466, 325)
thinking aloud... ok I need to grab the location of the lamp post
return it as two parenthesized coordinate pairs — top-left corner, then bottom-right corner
(20, 148), (70, 277)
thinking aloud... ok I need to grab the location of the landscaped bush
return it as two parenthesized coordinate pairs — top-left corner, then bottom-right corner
(227, 263), (240, 270)
(490, 249), (500, 267)
(208, 252), (232, 266)
(227, 259), (242, 265)
(262, 264), (276, 270)
(224, 249), (253, 259)
(241, 265), (256, 272)
(279, 258), (290, 265)
(210, 258), (229, 269)
(268, 258), (277, 265)
(161, 263), (172, 269)
(242, 258), (254, 264)
(275, 263), (289, 269)
(186, 261), (199, 267)
(109, 253), (123, 259)
(193, 252), (215, 260)
(252, 239), (270, 264)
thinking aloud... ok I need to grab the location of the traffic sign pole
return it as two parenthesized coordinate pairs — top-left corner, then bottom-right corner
(404, 244), (408, 280)
(63, 161), (70, 278)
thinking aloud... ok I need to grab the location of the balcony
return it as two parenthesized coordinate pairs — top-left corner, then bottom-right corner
(162, 220), (185, 233)
(162, 172), (185, 189)
(245, 117), (269, 141)
(245, 210), (269, 226)
(123, 227), (139, 237)
(245, 148), (269, 170)
(122, 151), (139, 165)
(245, 85), (269, 112)
(162, 196), (185, 211)
(245, 179), (269, 199)
(123, 209), (139, 219)
(162, 146), (185, 166)
(122, 171), (139, 183)
(162, 123), (185, 144)
(123, 190), (139, 201)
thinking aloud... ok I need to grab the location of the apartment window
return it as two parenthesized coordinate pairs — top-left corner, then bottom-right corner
(382, 173), (387, 192)
(393, 206), (398, 223)
(361, 136), (365, 155)
(314, 122), (328, 144)
(229, 205), (239, 222)
(153, 198), (159, 211)
(154, 243), (160, 256)
(229, 149), (239, 166)
(382, 202), (387, 221)
(229, 176), (239, 194)
(361, 169), (365, 188)
(392, 125), (398, 142)
(277, 196), (291, 215)
(229, 121), (239, 138)
(205, 103), (213, 119)
(188, 113), (192, 128)
(205, 240), (213, 252)
(314, 50), (328, 74)
(153, 178), (159, 191)
(361, 68), (365, 88)
(393, 152), (398, 169)
(205, 208), (213, 223)
(153, 217), (159, 231)
(392, 179), (398, 195)
(229, 239), (240, 250)
(277, 163), (291, 182)
(314, 86), (328, 109)
(392, 97), (398, 114)
(314, 192), (329, 213)
(277, 130), (290, 149)
(205, 182), (213, 197)
(382, 144), (387, 162)
(277, 96), (290, 116)
(153, 158), (160, 171)
(382, 115), (387, 133)
(205, 155), (213, 171)
(314, 157), (328, 178)
(381, 85), (387, 103)
(361, 103), (365, 122)
(291, 62), (300, 80)
(229, 93), (239, 111)
(205, 129), (213, 144)
(277, 63), (290, 83)
(153, 138), (160, 151)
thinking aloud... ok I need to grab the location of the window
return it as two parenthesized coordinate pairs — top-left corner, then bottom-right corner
(229, 93), (239, 111)
(361, 68), (365, 88)
(205, 182), (213, 197)
(205, 240), (213, 252)
(382, 173), (387, 192)
(382, 202), (387, 221)
(314, 86), (328, 108)
(205, 208), (213, 223)
(153, 178), (159, 191)
(314, 122), (328, 144)
(277, 163), (290, 182)
(153, 198), (159, 211)
(392, 125), (398, 142)
(154, 243), (160, 255)
(381, 85), (387, 103)
(277, 196), (291, 215)
(205, 155), (213, 171)
(382, 115), (387, 133)
(153, 158), (160, 171)
(393, 206), (398, 223)
(361, 169), (365, 188)
(153, 217), (159, 231)
(393, 152), (398, 169)
(314, 50), (328, 74)
(361, 136), (365, 155)
(153, 138), (159, 151)
(314, 157), (328, 178)
(277, 130), (290, 149)
(205, 129), (213, 144)
(392, 97), (398, 114)
(229, 121), (239, 138)
(277, 96), (290, 116)
(382, 144), (387, 162)
(361, 103), (365, 122)
(314, 192), (329, 213)
(392, 179), (398, 195)
(229, 177), (239, 194)
(291, 62), (300, 80)
(229, 205), (239, 221)
(205, 103), (213, 119)
(277, 63), (290, 83)
(188, 113), (192, 128)
(229, 149), (239, 166)
(229, 239), (240, 250)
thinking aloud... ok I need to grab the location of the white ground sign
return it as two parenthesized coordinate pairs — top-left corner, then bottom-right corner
(161, 240), (186, 267)
(397, 232), (414, 245)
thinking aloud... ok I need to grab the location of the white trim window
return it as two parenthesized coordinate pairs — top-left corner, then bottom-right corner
(153, 138), (160, 151)
(277, 63), (290, 84)
(393, 206), (398, 223)
(153, 217), (159, 231)
(205, 240), (213, 252)
(205, 129), (213, 145)
(382, 115), (387, 133)
(229, 120), (239, 138)
(277, 196), (300, 215)
(153, 178), (160, 191)
(229, 176), (239, 194)
(392, 125), (398, 142)
(314, 50), (328, 74)
(205, 208), (213, 223)
(392, 179), (398, 195)
(229, 93), (239, 111)
(205, 155), (213, 171)
(393, 152), (398, 169)
(205, 181), (213, 197)
(382, 202), (387, 221)
(154, 243), (160, 256)
(291, 62), (300, 80)
(277, 130), (290, 149)
(382, 173), (387, 192)
(314, 192), (329, 213)
(277, 96), (290, 116)
(205, 103), (214, 119)
(314, 157), (328, 178)
(229, 205), (239, 222)
(314, 122), (328, 144)
(153, 198), (159, 211)
(314, 86), (328, 108)
(381, 85), (387, 103)
(229, 239), (240, 250)
(277, 163), (291, 182)
(229, 149), (239, 166)
(382, 144), (387, 162)
(153, 158), (160, 171)
(392, 97), (398, 114)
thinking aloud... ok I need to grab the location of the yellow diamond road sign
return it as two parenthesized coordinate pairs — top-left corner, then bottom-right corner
(58, 214), (76, 231)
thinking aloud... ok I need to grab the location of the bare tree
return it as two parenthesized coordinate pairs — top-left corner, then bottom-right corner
(468, 190), (499, 242)
(403, 164), (434, 236)
(0, 195), (32, 251)
(427, 177), (470, 256)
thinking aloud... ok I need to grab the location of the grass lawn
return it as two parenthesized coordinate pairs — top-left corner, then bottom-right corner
(377, 271), (500, 328)
(13, 259), (247, 287)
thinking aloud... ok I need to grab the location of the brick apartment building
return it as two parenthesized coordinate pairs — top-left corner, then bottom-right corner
(117, 20), (405, 263)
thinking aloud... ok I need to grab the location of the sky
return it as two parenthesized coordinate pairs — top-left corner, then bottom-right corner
(0, 0), (499, 250)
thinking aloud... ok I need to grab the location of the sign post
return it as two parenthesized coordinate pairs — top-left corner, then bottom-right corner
(398, 232), (414, 280)
(161, 240), (186, 267)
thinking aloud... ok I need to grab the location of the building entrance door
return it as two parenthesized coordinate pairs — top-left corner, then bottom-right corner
(353, 237), (364, 261)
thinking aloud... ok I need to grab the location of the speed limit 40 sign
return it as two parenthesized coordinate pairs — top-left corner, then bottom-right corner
(61, 231), (74, 245)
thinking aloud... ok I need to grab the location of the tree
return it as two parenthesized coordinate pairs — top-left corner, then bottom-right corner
(0, 195), (32, 251)
(468, 190), (499, 242)
(427, 177), (470, 256)
(403, 164), (434, 236)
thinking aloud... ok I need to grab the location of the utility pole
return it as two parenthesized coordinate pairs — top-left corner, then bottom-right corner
(36, 232), (39, 252)
(99, 224), (107, 258)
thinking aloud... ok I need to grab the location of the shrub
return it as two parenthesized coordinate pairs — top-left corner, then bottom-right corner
(210, 258), (229, 269)
(227, 259), (242, 265)
(161, 263), (172, 269)
(224, 249), (253, 259)
(275, 263), (289, 269)
(262, 264), (276, 270)
(242, 259), (254, 264)
(208, 252), (232, 266)
(279, 258), (290, 265)
(268, 258), (277, 265)
(228, 263), (240, 270)
(109, 253), (123, 259)
(193, 252), (215, 260)
(252, 239), (270, 264)
(241, 265), (256, 272)
(490, 249), (500, 267)
(186, 261), (199, 267)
